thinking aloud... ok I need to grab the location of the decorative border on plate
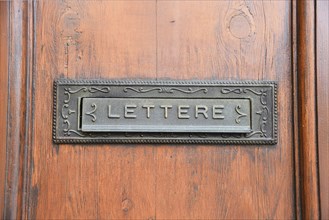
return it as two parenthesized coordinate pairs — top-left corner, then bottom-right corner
(53, 79), (278, 145)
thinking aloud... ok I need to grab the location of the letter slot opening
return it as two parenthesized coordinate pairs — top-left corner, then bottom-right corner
(80, 98), (252, 133)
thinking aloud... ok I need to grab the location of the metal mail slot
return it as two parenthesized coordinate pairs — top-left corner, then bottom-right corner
(81, 98), (251, 133)
(53, 79), (277, 144)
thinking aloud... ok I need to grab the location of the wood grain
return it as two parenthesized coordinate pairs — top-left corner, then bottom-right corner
(297, 0), (320, 219)
(31, 0), (295, 219)
(316, 0), (329, 219)
(0, 0), (308, 219)
(156, 1), (294, 218)
(3, 1), (30, 219)
(292, 1), (301, 219)
(32, 1), (157, 219)
(0, 2), (9, 218)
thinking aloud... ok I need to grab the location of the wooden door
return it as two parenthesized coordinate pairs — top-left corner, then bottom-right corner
(1, 0), (322, 219)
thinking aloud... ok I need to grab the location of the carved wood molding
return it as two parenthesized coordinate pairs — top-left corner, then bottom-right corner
(3, 1), (35, 219)
(296, 0), (320, 219)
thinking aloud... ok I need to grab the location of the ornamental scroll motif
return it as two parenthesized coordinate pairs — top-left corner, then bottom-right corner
(220, 87), (271, 139)
(123, 87), (208, 94)
(60, 86), (111, 137)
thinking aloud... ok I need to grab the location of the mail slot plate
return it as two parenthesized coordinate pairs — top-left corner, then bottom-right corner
(81, 98), (251, 133)
(53, 79), (277, 144)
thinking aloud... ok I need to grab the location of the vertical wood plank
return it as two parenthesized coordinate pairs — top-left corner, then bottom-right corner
(316, 0), (329, 219)
(0, 2), (9, 218)
(32, 1), (157, 219)
(3, 1), (31, 219)
(292, 0), (302, 218)
(297, 0), (320, 218)
(156, 1), (294, 219)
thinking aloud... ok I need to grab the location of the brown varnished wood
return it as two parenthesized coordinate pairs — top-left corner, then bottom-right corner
(156, 1), (294, 218)
(30, 1), (296, 219)
(316, 0), (329, 218)
(297, 0), (320, 219)
(2, 0), (322, 219)
(32, 1), (157, 219)
(23, 1), (35, 219)
(292, 0), (301, 219)
(3, 1), (31, 219)
(0, 2), (9, 218)
(2, 1), (34, 219)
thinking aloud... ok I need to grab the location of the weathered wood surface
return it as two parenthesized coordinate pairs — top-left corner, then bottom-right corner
(297, 0), (320, 219)
(316, 0), (329, 219)
(28, 1), (295, 219)
(0, 2), (9, 218)
(3, 1), (34, 219)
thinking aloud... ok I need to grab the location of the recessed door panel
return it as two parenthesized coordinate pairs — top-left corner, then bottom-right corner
(30, 1), (294, 219)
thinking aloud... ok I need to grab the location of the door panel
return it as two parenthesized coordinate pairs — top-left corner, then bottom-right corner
(2, 0), (300, 219)
(31, 1), (295, 219)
